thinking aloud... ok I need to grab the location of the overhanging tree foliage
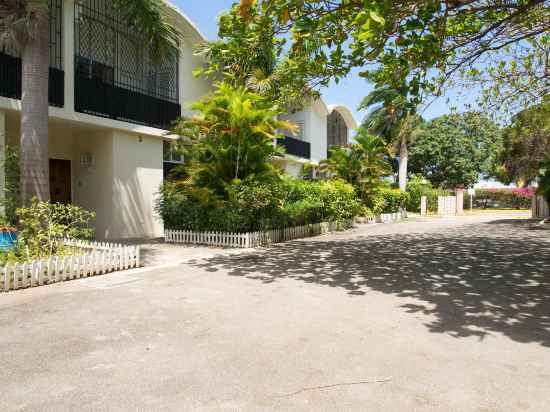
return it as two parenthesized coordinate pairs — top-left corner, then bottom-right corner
(237, 1), (550, 110)
(194, 3), (316, 110)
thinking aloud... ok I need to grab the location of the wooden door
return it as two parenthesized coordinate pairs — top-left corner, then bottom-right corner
(49, 159), (71, 204)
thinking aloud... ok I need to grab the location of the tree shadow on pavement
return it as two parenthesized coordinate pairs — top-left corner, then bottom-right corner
(189, 219), (550, 347)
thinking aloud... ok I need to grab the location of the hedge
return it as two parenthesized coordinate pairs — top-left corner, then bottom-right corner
(156, 177), (362, 233)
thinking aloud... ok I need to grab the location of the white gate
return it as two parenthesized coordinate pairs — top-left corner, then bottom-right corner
(438, 196), (457, 215)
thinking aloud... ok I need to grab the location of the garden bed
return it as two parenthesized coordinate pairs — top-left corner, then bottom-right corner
(1, 240), (140, 293)
(165, 220), (354, 248)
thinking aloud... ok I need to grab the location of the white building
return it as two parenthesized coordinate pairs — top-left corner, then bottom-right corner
(0, 0), (211, 239)
(276, 99), (358, 177)
(0, 0), (357, 240)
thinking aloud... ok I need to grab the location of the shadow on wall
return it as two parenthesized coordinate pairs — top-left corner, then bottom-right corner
(111, 172), (157, 239)
(189, 219), (550, 347)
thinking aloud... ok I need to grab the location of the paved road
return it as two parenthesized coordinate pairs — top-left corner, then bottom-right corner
(2, 214), (550, 411)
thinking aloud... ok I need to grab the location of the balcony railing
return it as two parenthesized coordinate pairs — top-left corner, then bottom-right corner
(74, 70), (181, 130)
(0, 52), (65, 108)
(277, 135), (311, 159)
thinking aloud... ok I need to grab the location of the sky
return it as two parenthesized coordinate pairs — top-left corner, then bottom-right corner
(173, 0), (479, 125)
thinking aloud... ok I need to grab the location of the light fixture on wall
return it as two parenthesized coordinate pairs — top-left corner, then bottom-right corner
(80, 153), (95, 169)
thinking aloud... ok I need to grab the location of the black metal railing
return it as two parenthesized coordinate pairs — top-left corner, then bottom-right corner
(74, 0), (179, 104)
(277, 135), (311, 159)
(75, 70), (181, 129)
(0, 52), (65, 108)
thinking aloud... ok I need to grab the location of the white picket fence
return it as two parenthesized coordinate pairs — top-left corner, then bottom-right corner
(532, 195), (549, 218)
(376, 210), (408, 223)
(165, 220), (354, 248)
(356, 210), (408, 224)
(1, 240), (140, 293)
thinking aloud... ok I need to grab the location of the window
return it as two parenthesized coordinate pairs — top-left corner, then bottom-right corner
(163, 141), (183, 180)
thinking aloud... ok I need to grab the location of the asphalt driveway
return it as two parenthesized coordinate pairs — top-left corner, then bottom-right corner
(1, 213), (550, 411)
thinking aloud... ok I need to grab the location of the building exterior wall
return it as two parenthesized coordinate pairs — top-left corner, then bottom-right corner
(73, 131), (114, 239)
(111, 132), (164, 239)
(0, 0), (212, 239)
(309, 101), (328, 163)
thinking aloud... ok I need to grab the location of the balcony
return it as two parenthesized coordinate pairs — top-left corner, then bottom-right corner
(0, 52), (65, 108)
(277, 135), (311, 159)
(74, 70), (181, 130)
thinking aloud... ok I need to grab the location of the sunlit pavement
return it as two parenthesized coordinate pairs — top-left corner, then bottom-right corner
(1, 212), (549, 411)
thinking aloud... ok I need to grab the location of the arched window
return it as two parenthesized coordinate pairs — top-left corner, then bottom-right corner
(327, 110), (348, 148)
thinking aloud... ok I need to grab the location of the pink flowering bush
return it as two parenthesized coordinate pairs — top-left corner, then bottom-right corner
(467, 188), (534, 209)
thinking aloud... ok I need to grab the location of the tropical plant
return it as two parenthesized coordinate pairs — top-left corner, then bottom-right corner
(358, 85), (421, 191)
(409, 112), (502, 189)
(319, 132), (393, 200)
(170, 82), (297, 201)
(0, 0), (178, 204)
(194, 3), (314, 110)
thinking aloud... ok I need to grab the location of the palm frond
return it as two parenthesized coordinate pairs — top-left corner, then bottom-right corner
(112, 0), (179, 65)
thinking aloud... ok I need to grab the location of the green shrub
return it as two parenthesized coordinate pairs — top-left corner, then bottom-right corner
(406, 175), (452, 212)
(0, 199), (95, 264)
(156, 177), (360, 233)
(365, 187), (409, 214)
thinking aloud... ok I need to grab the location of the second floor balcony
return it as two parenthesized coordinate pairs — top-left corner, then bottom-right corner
(277, 135), (311, 159)
(0, 0), (182, 131)
(0, 0), (64, 108)
(74, 0), (181, 130)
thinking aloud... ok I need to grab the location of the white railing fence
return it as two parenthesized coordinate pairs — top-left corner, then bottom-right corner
(165, 220), (354, 248)
(1, 240), (140, 293)
(532, 195), (550, 218)
(376, 210), (408, 223)
(356, 209), (408, 225)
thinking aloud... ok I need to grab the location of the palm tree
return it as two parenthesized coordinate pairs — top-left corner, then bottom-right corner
(359, 86), (421, 191)
(172, 82), (297, 199)
(319, 132), (393, 200)
(0, 0), (178, 205)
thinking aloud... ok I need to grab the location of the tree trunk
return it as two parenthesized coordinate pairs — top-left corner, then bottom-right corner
(20, 12), (50, 205)
(398, 134), (408, 191)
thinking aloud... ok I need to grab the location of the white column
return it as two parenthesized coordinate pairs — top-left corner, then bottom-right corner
(0, 111), (5, 207)
(63, 0), (75, 113)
